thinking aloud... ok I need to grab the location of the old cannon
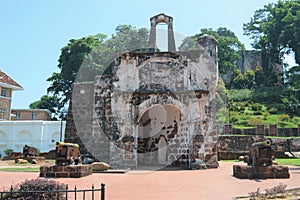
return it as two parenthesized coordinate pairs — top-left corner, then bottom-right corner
(245, 140), (272, 166)
(234, 139), (290, 179)
(23, 145), (38, 157)
(55, 142), (81, 166)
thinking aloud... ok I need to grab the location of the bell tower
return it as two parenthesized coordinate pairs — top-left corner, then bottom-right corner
(148, 13), (176, 52)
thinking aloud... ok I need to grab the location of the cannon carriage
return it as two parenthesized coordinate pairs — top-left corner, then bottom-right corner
(55, 142), (81, 166)
(245, 140), (272, 166)
(23, 145), (38, 157)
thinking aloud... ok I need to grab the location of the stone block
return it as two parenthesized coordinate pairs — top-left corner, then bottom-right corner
(64, 166), (77, 172)
(40, 165), (92, 178)
(69, 172), (84, 178)
(46, 172), (55, 178)
(53, 165), (64, 172)
(31, 159), (38, 164)
(56, 172), (70, 178)
(233, 165), (289, 179)
(92, 162), (110, 171)
(40, 166), (49, 173)
(238, 156), (245, 161)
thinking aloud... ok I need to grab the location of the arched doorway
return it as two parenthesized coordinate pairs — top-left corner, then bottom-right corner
(137, 104), (181, 166)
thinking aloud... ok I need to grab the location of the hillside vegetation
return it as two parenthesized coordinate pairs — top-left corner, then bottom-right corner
(220, 87), (300, 128)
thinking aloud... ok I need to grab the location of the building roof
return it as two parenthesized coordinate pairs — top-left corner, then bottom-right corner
(11, 109), (51, 115)
(0, 70), (23, 90)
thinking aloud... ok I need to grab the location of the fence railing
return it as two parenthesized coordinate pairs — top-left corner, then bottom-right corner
(0, 183), (105, 200)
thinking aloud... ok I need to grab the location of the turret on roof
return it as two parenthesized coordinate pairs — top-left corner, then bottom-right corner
(0, 70), (23, 90)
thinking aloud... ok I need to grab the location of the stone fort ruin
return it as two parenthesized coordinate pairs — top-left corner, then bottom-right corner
(65, 13), (219, 169)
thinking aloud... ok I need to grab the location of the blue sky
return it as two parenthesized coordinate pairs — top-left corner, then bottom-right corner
(0, 0), (278, 108)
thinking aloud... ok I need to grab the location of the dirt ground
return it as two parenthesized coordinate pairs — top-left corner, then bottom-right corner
(0, 160), (53, 168)
(0, 161), (300, 200)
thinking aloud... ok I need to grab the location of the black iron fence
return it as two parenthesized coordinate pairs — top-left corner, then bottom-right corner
(0, 183), (105, 200)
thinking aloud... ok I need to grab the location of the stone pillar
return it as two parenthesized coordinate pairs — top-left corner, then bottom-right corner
(148, 13), (176, 52)
(256, 124), (265, 135)
(167, 20), (176, 52)
(224, 124), (232, 135)
(148, 19), (156, 52)
(269, 124), (278, 136)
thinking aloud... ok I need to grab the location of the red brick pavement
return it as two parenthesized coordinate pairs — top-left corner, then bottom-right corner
(1, 162), (300, 200)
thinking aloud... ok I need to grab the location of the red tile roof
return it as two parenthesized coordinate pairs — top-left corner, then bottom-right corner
(0, 70), (23, 90)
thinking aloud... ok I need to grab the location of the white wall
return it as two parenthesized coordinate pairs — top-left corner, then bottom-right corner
(0, 121), (65, 158)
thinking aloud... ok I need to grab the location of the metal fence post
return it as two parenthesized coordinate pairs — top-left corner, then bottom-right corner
(74, 185), (77, 200)
(66, 184), (68, 200)
(10, 185), (13, 199)
(92, 184), (94, 200)
(101, 183), (105, 200)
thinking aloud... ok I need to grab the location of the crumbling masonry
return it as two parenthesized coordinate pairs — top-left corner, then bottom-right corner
(65, 13), (219, 169)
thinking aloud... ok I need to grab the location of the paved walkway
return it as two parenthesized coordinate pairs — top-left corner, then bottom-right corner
(1, 162), (300, 200)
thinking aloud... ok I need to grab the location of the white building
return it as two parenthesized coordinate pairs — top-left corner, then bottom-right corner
(0, 120), (65, 158)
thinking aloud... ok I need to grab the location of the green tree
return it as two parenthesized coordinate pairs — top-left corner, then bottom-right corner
(29, 95), (64, 120)
(243, 0), (300, 85)
(47, 25), (149, 108)
(281, 94), (300, 117)
(179, 27), (245, 75)
(286, 65), (300, 88)
(231, 69), (255, 89)
(47, 35), (105, 105)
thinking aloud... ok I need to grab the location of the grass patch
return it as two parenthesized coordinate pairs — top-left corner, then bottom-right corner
(0, 167), (40, 172)
(275, 158), (300, 166)
(221, 158), (300, 166)
(220, 160), (242, 162)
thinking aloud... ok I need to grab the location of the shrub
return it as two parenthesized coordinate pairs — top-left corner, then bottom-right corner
(280, 114), (290, 122)
(262, 112), (269, 120)
(244, 110), (252, 115)
(228, 89), (253, 102)
(239, 105), (245, 111)
(264, 183), (287, 197)
(4, 149), (13, 156)
(230, 116), (239, 123)
(269, 103), (285, 112)
(268, 107), (278, 114)
(236, 121), (249, 127)
(1, 178), (66, 200)
(251, 103), (262, 111)
(253, 111), (263, 115)
(249, 117), (265, 126)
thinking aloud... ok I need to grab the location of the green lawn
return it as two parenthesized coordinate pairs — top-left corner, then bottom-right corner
(220, 158), (300, 166)
(275, 158), (300, 166)
(0, 167), (40, 172)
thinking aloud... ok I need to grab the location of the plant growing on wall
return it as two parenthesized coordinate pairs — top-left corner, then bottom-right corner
(4, 149), (13, 156)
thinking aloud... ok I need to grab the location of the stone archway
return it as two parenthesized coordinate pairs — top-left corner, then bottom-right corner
(137, 104), (181, 166)
(148, 13), (175, 52)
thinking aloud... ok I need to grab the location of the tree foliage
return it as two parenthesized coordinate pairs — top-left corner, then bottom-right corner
(244, 0), (300, 87)
(281, 93), (300, 117)
(179, 27), (245, 75)
(47, 35), (105, 105)
(46, 25), (149, 109)
(286, 65), (300, 88)
(29, 95), (64, 120)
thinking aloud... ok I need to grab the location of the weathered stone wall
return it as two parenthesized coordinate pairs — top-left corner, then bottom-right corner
(228, 127), (299, 137)
(222, 50), (283, 85)
(218, 135), (300, 160)
(40, 165), (92, 178)
(65, 38), (219, 169)
(65, 15), (219, 169)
